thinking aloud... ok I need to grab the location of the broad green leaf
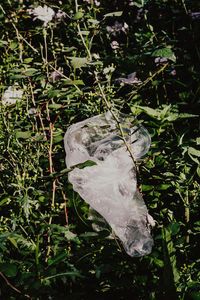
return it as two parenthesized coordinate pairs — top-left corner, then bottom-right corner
(134, 105), (160, 118)
(72, 11), (84, 20)
(88, 19), (100, 25)
(154, 258), (164, 268)
(142, 185), (153, 191)
(48, 253), (68, 266)
(48, 103), (63, 109)
(53, 134), (63, 143)
(0, 263), (18, 277)
(76, 160), (97, 169)
(162, 227), (180, 297)
(69, 57), (88, 69)
(104, 11), (123, 17)
(7, 237), (18, 249)
(62, 79), (84, 86)
(168, 222), (180, 235)
(79, 30), (90, 35)
(188, 147), (200, 157)
(64, 231), (77, 240)
(10, 42), (18, 50)
(10, 74), (26, 79)
(24, 58), (33, 63)
(24, 68), (38, 76)
(16, 131), (31, 139)
(0, 40), (8, 47)
(0, 198), (8, 206)
(45, 271), (84, 280)
(152, 47), (176, 62)
(197, 166), (200, 177)
(157, 184), (171, 190)
(60, 168), (72, 174)
(48, 90), (61, 98)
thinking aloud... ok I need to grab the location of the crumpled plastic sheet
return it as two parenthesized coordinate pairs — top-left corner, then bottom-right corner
(64, 111), (153, 257)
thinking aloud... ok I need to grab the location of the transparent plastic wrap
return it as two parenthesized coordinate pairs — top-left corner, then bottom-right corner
(64, 111), (153, 257)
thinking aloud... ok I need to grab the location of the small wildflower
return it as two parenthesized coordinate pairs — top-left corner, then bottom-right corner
(147, 213), (156, 227)
(110, 40), (119, 49)
(2, 86), (23, 106)
(154, 56), (168, 66)
(103, 66), (115, 74)
(55, 9), (66, 21)
(115, 72), (142, 85)
(83, 0), (100, 6)
(27, 5), (55, 27)
(189, 11), (200, 20)
(171, 69), (176, 76)
(49, 67), (63, 83)
(129, 1), (134, 6)
(106, 21), (129, 36)
(28, 108), (37, 115)
(93, 53), (100, 60)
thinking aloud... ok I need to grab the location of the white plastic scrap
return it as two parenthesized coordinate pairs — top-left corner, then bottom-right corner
(64, 111), (154, 257)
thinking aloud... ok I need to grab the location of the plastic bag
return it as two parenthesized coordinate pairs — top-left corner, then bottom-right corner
(64, 111), (153, 257)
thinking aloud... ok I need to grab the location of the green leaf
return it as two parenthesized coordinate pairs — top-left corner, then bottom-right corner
(53, 134), (63, 143)
(104, 11), (123, 17)
(48, 253), (68, 267)
(60, 168), (72, 175)
(45, 271), (84, 280)
(10, 42), (18, 50)
(0, 263), (18, 277)
(16, 131), (31, 139)
(64, 230), (77, 240)
(7, 237), (18, 249)
(48, 103), (63, 109)
(168, 222), (180, 235)
(69, 57), (88, 69)
(154, 258), (164, 268)
(10, 74), (26, 79)
(24, 68), (38, 76)
(62, 79), (84, 86)
(72, 11), (84, 20)
(152, 47), (176, 62)
(0, 198), (8, 206)
(48, 90), (61, 98)
(24, 58), (33, 63)
(142, 185), (153, 191)
(162, 227), (180, 297)
(197, 166), (200, 177)
(188, 147), (200, 157)
(157, 184), (171, 190)
(76, 160), (97, 169)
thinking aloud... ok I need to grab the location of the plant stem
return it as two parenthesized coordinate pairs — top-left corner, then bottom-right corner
(185, 190), (189, 243)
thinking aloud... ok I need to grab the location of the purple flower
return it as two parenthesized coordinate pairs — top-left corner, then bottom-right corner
(189, 11), (200, 20)
(110, 40), (119, 49)
(171, 70), (176, 76)
(106, 21), (129, 36)
(115, 72), (142, 85)
(50, 67), (63, 83)
(55, 9), (66, 21)
(154, 57), (168, 66)
(83, 0), (100, 6)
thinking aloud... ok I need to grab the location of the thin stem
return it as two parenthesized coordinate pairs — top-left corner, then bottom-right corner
(94, 71), (136, 163)
(185, 190), (189, 243)
(43, 28), (49, 78)
(0, 272), (31, 299)
(48, 64), (81, 92)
